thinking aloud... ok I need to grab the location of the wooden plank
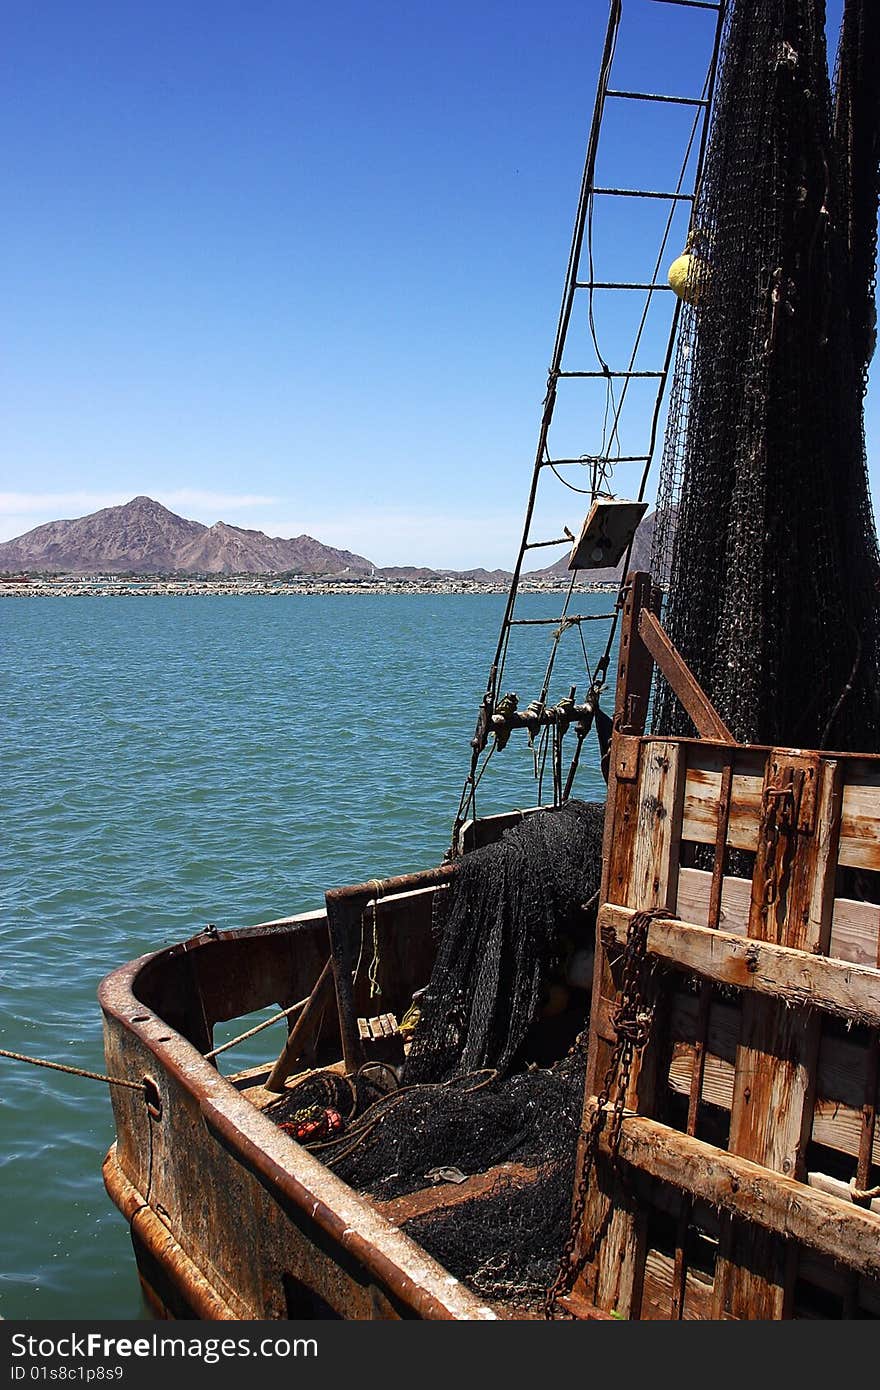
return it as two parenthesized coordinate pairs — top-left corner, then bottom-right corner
(840, 775), (880, 871)
(599, 905), (880, 1026)
(681, 759), (880, 873)
(575, 739), (686, 1312)
(375, 1163), (541, 1227)
(592, 1109), (880, 1282)
(831, 899), (880, 967)
(680, 760), (763, 851)
(611, 572), (658, 740)
(714, 755), (841, 1319)
(626, 742), (687, 914)
(677, 866), (880, 967)
(637, 608), (733, 742)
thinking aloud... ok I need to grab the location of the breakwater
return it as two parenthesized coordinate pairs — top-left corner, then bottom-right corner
(1, 576), (614, 598)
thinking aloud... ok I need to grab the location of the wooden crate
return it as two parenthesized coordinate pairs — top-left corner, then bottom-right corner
(569, 575), (880, 1320)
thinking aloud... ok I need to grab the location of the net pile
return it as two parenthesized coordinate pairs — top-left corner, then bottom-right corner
(314, 1056), (587, 1303)
(397, 1058), (586, 1303)
(266, 1053), (588, 1300)
(327, 1055), (586, 1205)
(652, 0), (880, 750)
(268, 803), (601, 1304)
(402, 800), (604, 1084)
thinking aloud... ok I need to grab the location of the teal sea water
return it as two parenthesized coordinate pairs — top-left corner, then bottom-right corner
(1, 593), (611, 1320)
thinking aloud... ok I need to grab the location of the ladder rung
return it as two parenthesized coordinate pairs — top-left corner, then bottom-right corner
(593, 187), (695, 201)
(575, 280), (672, 291)
(524, 537), (570, 551)
(545, 456), (651, 466)
(509, 615), (617, 627)
(607, 89), (709, 108)
(648, 0), (721, 10)
(557, 371), (665, 379)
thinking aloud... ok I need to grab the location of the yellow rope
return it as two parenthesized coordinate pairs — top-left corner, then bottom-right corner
(368, 879), (383, 1000)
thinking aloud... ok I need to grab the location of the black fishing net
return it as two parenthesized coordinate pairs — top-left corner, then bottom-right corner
(652, 0), (880, 751)
(326, 1054), (585, 1203)
(266, 801), (601, 1307)
(834, 0), (880, 386)
(272, 1054), (588, 1305)
(398, 1058), (586, 1305)
(402, 800), (604, 1084)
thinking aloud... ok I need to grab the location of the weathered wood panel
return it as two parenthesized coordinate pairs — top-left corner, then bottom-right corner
(668, 1042), (880, 1167)
(594, 1110), (880, 1281)
(676, 866), (880, 967)
(599, 906), (880, 1025)
(680, 759), (880, 872)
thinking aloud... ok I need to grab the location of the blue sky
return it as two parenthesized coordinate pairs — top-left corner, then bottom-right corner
(1, 0), (873, 567)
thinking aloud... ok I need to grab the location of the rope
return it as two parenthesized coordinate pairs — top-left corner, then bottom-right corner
(204, 994), (311, 1060)
(851, 1182), (880, 1203)
(313, 1069), (501, 1168)
(368, 880), (383, 1000)
(0, 1046), (144, 1091)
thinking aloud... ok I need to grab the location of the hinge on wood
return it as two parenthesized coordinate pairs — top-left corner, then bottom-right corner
(614, 735), (642, 782)
(622, 692), (646, 733)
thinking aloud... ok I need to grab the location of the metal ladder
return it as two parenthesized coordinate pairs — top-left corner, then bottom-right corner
(455, 0), (727, 835)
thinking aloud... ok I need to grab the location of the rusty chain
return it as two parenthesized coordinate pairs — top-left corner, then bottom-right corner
(544, 906), (669, 1319)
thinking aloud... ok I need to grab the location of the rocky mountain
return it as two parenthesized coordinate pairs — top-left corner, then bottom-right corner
(0, 494), (659, 580)
(0, 496), (374, 576)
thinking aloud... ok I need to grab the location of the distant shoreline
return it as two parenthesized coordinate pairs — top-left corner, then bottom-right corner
(0, 576), (618, 598)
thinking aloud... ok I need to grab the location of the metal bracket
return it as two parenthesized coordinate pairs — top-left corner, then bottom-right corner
(615, 735), (642, 782)
(762, 753), (820, 835)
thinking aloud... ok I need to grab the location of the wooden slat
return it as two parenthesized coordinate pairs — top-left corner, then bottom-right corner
(375, 1163), (540, 1227)
(713, 755), (841, 1318)
(676, 866), (880, 967)
(668, 1043), (880, 1167)
(840, 775), (880, 871)
(626, 742), (687, 914)
(592, 1109), (880, 1282)
(681, 759), (880, 873)
(600, 905), (880, 1025)
(637, 608), (733, 742)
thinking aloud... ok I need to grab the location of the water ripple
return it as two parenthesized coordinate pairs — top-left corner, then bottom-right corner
(1, 593), (611, 1318)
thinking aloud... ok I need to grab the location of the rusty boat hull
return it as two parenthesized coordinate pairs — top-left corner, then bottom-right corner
(99, 872), (510, 1321)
